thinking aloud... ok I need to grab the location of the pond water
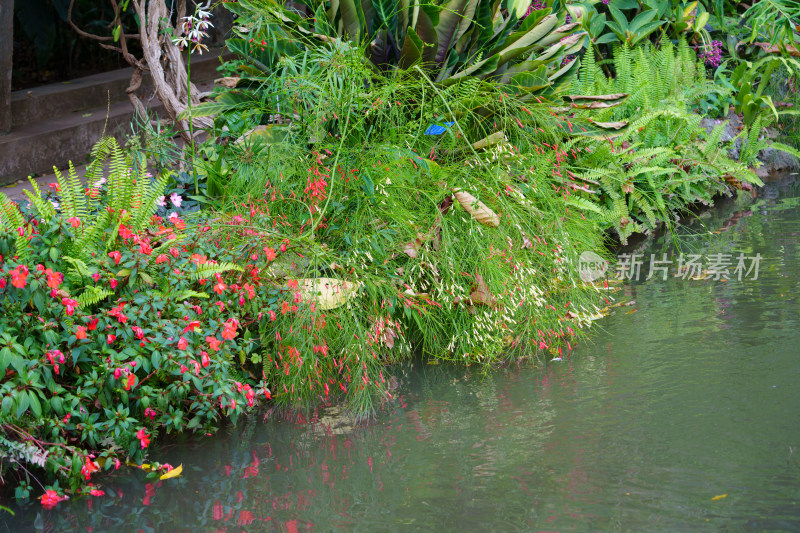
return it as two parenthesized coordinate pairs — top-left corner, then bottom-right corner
(5, 178), (800, 532)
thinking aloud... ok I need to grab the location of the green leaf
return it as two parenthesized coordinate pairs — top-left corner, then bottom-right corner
(434, 0), (468, 65)
(627, 9), (656, 33)
(399, 27), (425, 69)
(340, 0), (367, 40)
(607, 4), (628, 30)
(1, 395), (13, 416)
(28, 391), (42, 418)
(15, 392), (30, 418)
(0, 348), (9, 374)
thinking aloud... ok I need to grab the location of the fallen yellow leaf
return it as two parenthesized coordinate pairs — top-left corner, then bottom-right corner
(711, 493), (728, 501)
(160, 464), (183, 480)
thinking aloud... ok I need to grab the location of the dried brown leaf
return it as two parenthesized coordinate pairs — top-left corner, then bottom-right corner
(453, 189), (500, 227)
(215, 76), (241, 88)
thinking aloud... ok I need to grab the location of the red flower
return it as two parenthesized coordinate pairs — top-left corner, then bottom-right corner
(81, 458), (99, 480)
(213, 281), (226, 295)
(89, 487), (105, 497)
(108, 251), (121, 265)
(125, 373), (137, 390)
(44, 268), (63, 289)
(66, 217), (81, 228)
(221, 319), (238, 341)
(237, 510), (256, 525)
(201, 351), (210, 368)
(178, 337), (188, 350)
(136, 428), (150, 449)
(40, 489), (68, 509)
(87, 317), (98, 330)
(107, 334), (116, 345)
(190, 254), (208, 266)
(62, 298), (78, 316)
(75, 326), (87, 340)
(119, 225), (134, 240)
(264, 247), (277, 261)
(155, 254), (170, 264)
(10, 265), (29, 288)
(132, 326), (144, 339)
(206, 336), (222, 352)
(183, 320), (201, 333)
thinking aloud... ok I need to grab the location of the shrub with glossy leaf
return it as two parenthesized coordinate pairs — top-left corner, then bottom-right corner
(216, 0), (585, 95)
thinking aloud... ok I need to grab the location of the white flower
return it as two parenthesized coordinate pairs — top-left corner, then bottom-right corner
(173, 35), (190, 50)
(155, 195), (167, 207)
(196, 1), (212, 20)
(170, 193), (183, 207)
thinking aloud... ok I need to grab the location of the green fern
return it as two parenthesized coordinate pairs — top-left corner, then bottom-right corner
(187, 262), (243, 281)
(76, 286), (115, 307)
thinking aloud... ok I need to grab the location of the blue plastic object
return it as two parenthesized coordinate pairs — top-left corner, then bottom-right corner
(424, 122), (455, 135)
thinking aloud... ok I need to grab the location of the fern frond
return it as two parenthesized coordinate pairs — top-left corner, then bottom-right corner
(187, 262), (243, 281)
(77, 287), (114, 307)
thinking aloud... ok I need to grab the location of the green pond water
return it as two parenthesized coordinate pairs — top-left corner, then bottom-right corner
(5, 178), (800, 532)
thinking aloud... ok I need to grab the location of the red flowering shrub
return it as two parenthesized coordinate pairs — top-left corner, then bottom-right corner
(0, 209), (275, 502)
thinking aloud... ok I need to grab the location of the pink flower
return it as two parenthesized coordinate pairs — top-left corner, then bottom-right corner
(108, 251), (121, 265)
(177, 337), (188, 350)
(67, 217), (81, 228)
(75, 326), (87, 340)
(155, 254), (169, 264)
(107, 334), (116, 345)
(144, 407), (157, 420)
(136, 428), (150, 449)
(40, 489), (68, 509)
(89, 487), (105, 497)
(110, 278), (118, 289)
(132, 326), (144, 339)
(62, 298), (78, 316)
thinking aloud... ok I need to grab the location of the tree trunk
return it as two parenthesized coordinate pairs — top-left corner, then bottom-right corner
(132, 0), (212, 142)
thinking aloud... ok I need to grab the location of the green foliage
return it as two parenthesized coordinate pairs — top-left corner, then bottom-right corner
(0, 137), (170, 269)
(565, 39), (760, 242)
(739, 0), (800, 46)
(731, 55), (800, 126)
(190, 42), (607, 415)
(218, 0), (585, 96)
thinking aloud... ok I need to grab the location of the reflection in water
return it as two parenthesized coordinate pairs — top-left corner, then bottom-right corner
(6, 181), (800, 532)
